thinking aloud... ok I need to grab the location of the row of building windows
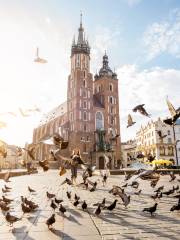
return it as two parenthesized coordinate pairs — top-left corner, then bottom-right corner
(94, 83), (114, 93)
(71, 54), (89, 70)
(159, 146), (174, 156)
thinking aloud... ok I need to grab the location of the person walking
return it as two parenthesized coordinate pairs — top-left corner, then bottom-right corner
(70, 149), (83, 185)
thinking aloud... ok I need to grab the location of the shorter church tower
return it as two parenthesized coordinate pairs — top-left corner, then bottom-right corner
(93, 53), (121, 168)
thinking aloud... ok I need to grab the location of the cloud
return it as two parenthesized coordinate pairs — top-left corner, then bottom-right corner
(91, 25), (121, 70)
(143, 8), (180, 60)
(125, 0), (142, 7)
(117, 64), (180, 141)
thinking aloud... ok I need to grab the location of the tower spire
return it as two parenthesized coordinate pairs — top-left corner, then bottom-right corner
(78, 12), (84, 45)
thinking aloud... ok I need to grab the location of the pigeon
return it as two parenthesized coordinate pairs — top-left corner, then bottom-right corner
(127, 114), (136, 128)
(82, 200), (87, 211)
(2, 196), (13, 204)
(143, 203), (158, 216)
(66, 191), (71, 200)
(0, 202), (10, 211)
(28, 186), (36, 193)
(132, 104), (150, 117)
(150, 179), (159, 188)
(4, 185), (12, 190)
(105, 200), (118, 211)
(73, 200), (80, 207)
(50, 200), (57, 211)
(87, 179), (98, 192)
(55, 198), (63, 205)
(163, 189), (174, 195)
(21, 203), (32, 214)
(24, 198), (38, 210)
(94, 204), (101, 215)
(61, 178), (73, 186)
(81, 164), (96, 177)
(169, 172), (176, 182)
(156, 130), (167, 140)
(59, 204), (66, 214)
(39, 160), (49, 171)
(46, 214), (55, 229)
(5, 212), (21, 227)
(2, 188), (10, 194)
(154, 186), (164, 193)
(74, 193), (80, 201)
(118, 192), (131, 207)
(170, 203), (180, 211)
(166, 97), (180, 123)
(46, 192), (55, 199)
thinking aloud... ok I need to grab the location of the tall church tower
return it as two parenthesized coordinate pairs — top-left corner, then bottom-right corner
(67, 15), (94, 157)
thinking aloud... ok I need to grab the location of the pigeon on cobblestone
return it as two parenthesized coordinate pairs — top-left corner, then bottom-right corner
(2, 196), (13, 204)
(28, 186), (36, 193)
(47, 191), (55, 199)
(4, 185), (12, 190)
(105, 200), (118, 211)
(59, 204), (66, 214)
(6, 212), (21, 227)
(66, 191), (71, 200)
(55, 198), (63, 205)
(95, 204), (101, 215)
(82, 200), (87, 211)
(143, 203), (158, 216)
(73, 200), (80, 207)
(46, 214), (55, 229)
(50, 200), (57, 211)
(169, 172), (176, 182)
(154, 186), (164, 193)
(21, 203), (32, 214)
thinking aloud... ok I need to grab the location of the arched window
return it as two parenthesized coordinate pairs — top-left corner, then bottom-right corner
(96, 112), (104, 130)
(83, 111), (87, 121)
(109, 84), (113, 91)
(160, 146), (165, 156)
(83, 101), (87, 109)
(168, 146), (174, 156)
(109, 96), (113, 104)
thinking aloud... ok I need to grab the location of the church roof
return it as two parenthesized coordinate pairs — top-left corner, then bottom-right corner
(39, 101), (67, 126)
(95, 53), (117, 80)
(71, 14), (90, 56)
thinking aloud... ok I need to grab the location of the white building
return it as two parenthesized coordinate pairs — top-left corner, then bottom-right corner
(121, 140), (137, 167)
(136, 118), (180, 165)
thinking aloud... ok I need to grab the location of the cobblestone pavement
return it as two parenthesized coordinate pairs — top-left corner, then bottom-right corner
(0, 170), (180, 240)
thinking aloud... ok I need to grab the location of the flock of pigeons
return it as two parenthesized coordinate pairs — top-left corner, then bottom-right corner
(127, 98), (180, 128)
(1, 166), (180, 232)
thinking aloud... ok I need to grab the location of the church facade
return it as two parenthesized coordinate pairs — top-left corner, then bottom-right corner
(32, 17), (121, 169)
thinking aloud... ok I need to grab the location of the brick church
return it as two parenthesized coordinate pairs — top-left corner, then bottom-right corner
(32, 16), (121, 169)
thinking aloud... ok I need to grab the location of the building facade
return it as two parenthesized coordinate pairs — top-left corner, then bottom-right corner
(32, 17), (121, 169)
(121, 140), (137, 167)
(136, 118), (180, 165)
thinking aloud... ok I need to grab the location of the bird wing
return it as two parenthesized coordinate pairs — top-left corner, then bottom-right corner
(166, 98), (176, 117)
(127, 114), (133, 126)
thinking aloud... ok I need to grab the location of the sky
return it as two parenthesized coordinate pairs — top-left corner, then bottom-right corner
(0, 0), (179, 146)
